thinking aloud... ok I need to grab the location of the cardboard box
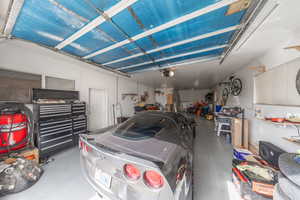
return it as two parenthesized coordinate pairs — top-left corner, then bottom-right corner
(232, 118), (249, 149)
(167, 94), (173, 104)
(4, 148), (39, 164)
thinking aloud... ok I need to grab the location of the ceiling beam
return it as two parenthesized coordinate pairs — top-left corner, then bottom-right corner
(220, 0), (269, 64)
(55, 0), (138, 50)
(104, 25), (241, 66)
(128, 56), (220, 74)
(117, 44), (227, 70)
(84, 0), (238, 59)
(2, 0), (24, 36)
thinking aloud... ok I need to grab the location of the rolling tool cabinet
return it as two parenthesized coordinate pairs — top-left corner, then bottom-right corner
(34, 104), (74, 158)
(32, 89), (87, 159)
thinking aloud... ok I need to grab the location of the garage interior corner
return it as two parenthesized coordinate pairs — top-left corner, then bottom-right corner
(2, 119), (237, 200)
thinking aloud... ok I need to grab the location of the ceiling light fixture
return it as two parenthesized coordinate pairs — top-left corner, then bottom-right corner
(161, 69), (175, 77)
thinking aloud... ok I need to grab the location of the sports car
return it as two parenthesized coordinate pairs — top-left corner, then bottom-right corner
(79, 111), (194, 200)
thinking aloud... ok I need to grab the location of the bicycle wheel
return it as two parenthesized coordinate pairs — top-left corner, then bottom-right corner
(222, 88), (229, 103)
(231, 78), (242, 96)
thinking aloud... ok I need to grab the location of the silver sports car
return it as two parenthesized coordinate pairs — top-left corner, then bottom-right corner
(79, 111), (194, 200)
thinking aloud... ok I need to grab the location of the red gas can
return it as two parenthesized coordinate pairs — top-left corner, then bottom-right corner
(0, 113), (28, 154)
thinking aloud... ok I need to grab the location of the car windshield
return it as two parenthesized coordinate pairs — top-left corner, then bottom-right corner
(113, 114), (174, 140)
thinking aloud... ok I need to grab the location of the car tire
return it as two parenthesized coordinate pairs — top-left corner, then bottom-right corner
(186, 172), (193, 200)
(273, 184), (291, 200)
(279, 153), (300, 187)
(278, 172), (300, 200)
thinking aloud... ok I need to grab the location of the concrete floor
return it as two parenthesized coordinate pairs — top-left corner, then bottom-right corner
(3, 119), (237, 200)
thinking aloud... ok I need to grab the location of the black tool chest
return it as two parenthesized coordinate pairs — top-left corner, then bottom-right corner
(72, 114), (87, 145)
(32, 89), (87, 159)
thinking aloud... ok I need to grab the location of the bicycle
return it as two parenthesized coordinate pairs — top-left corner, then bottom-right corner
(219, 75), (243, 102)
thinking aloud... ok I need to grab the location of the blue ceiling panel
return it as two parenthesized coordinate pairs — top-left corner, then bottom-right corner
(111, 9), (142, 37)
(12, 0), (87, 47)
(149, 31), (234, 60)
(90, 42), (145, 64)
(54, 0), (99, 20)
(89, 0), (121, 11)
(107, 55), (152, 69)
(135, 7), (245, 51)
(90, 47), (133, 64)
(62, 22), (127, 57)
(122, 48), (223, 73)
(10, 0), (253, 73)
(112, 0), (223, 37)
(121, 63), (157, 73)
(123, 42), (143, 54)
(157, 48), (223, 66)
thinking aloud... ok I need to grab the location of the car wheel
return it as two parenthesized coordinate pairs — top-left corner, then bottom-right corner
(279, 153), (300, 187)
(186, 184), (193, 200)
(186, 170), (193, 200)
(273, 184), (291, 200)
(193, 127), (196, 139)
(278, 172), (300, 199)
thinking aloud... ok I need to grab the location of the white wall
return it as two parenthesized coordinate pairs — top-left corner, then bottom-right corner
(255, 57), (300, 106)
(0, 39), (154, 129)
(215, 57), (300, 153)
(179, 89), (211, 103)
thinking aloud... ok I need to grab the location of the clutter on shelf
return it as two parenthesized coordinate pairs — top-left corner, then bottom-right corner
(232, 147), (278, 200)
(215, 106), (248, 147)
(0, 103), (43, 196)
(231, 141), (299, 200)
(0, 157), (43, 197)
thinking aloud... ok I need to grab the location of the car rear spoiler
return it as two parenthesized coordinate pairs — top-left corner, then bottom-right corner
(80, 134), (165, 169)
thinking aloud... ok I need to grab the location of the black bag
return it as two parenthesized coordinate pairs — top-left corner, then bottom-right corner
(259, 141), (286, 169)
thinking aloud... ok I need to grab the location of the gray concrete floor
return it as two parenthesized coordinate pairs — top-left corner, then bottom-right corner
(3, 119), (236, 200)
(193, 119), (234, 200)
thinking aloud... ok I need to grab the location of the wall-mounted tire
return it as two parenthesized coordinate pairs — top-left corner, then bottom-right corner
(273, 184), (291, 200)
(279, 153), (300, 187)
(278, 172), (300, 200)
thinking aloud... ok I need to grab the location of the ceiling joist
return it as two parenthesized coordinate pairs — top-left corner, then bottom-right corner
(118, 44), (227, 71)
(129, 56), (220, 74)
(104, 25), (242, 66)
(55, 0), (138, 50)
(3, 0), (24, 36)
(84, 0), (238, 59)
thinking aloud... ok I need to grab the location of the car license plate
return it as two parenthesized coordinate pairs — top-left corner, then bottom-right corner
(95, 169), (112, 189)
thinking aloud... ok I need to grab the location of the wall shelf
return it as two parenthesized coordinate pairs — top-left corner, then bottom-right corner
(282, 137), (300, 146)
(257, 118), (300, 127)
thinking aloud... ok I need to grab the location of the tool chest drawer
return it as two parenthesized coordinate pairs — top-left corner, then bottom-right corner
(39, 138), (74, 156)
(72, 115), (87, 145)
(34, 104), (72, 120)
(37, 118), (74, 158)
(72, 103), (86, 116)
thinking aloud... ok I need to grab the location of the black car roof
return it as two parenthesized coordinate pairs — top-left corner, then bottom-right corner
(136, 111), (181, 121)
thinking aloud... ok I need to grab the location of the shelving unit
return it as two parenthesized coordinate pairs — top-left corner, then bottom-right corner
(257, 118), (300, 146)
(257, 118), (300, 127)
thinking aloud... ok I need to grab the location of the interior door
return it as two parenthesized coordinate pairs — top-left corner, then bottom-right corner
(89, 88), (108, 131)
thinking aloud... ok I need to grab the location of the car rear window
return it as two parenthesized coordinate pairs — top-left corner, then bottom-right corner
(113, 114), (175, 140)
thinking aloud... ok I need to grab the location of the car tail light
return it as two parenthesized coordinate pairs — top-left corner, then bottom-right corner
(144, 170), (164, 189)
(79, 140), (84, 149)
(79, 140), (92, 153)
(124, 164), (141, 180)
